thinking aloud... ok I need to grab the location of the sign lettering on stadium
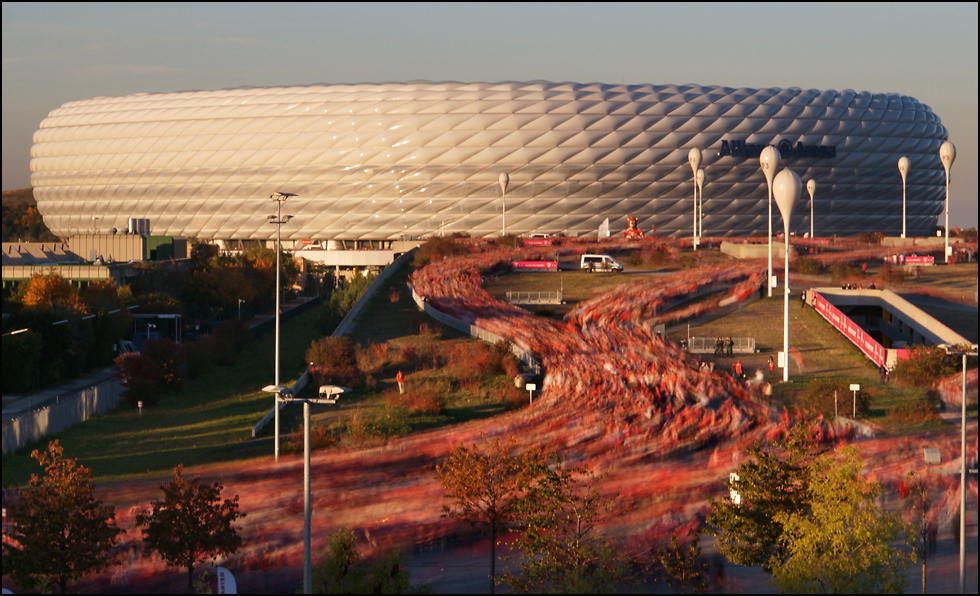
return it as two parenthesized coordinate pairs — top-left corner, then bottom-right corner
(719, 139), (836, 159)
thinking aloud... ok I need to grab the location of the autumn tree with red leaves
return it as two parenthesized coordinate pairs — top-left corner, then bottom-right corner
(1, 440), (121, 594)
(136, 465), (245, 592)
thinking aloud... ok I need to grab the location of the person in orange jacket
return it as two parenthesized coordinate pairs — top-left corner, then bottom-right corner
(396, 370), (405, 394)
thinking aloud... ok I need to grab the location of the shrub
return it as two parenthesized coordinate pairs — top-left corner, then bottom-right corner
(791, 257), (825, 275)
(184, 338), (215, 379)
(890, 347), (957, 387)
(143, 338), (186, 393)
(497, 234), (524, 248)
(829, 261), (863, 283)
(307, 336), (364, 388)
(213, 318), (253, 356)
(115, 352), (160, 407)
(877, 264), (906, 284)
(399, 344), (419, 368)
(355, 342), (385, 375)
(388, 287), (400, 303)
(384, 384), (445, 414)
(419, 322), (443, 338)
(887, 395), (940, 423)
(412, 237), (465, 268)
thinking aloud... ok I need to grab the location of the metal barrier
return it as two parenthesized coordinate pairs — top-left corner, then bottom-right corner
(506, 291), (563, 305)
(688, 336), (756, 354)
(412, 289), (542, 376)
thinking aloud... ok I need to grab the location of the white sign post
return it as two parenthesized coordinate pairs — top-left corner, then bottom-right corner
(849, 383), (861, 417)
(526, 383), (536, 405)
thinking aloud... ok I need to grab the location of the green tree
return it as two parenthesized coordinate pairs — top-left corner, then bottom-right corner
(502, 462), (627, 594)
(312, 527), (424, 593)
(136, 465), (245, 592)
(655, 531), (709, 594)
(1, 440), (121, 594)
(707, 423), (820, 574)
(771, 448), (911, 594)
(437, 437), (544, 594)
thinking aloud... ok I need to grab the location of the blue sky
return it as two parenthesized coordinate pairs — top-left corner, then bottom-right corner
(3, 2), (977, 226)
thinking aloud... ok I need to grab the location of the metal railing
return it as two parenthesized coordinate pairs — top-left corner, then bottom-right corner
(688, 336), (756, 354)
(506, 291), (563, 305)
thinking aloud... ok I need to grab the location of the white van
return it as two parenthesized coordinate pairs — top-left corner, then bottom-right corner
(580, 254), (623, 273)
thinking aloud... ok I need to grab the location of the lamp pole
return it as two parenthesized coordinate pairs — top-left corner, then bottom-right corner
(939, 142), (955, 263)
(760, 145), (781, 297)
(773, 168), (801, 382)
(688, 148), (702, 251)
(696, 168), (705, 239)
(806, 179), (817, 239)
(499, 172), (509, 237)
(269, 191), (294, 461)
(263, 384), (348, 594)
(898, 157), (910, 238)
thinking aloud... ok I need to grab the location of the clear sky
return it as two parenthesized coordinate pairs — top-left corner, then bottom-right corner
(3, 2), (977, 227)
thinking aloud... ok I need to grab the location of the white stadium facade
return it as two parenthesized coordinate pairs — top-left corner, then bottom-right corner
(30, 81), (949, 242)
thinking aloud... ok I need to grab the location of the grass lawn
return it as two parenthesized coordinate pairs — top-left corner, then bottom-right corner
(270, 262), (525, 451)
(2, 306), (324, 485)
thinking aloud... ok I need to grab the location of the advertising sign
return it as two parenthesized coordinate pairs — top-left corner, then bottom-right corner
(811, 291), (887, 367)
(904, 255), (934, 265)
(523, 238), (554, 247)
(512, 260), (558, 271)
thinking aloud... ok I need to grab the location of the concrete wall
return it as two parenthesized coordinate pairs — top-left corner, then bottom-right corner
(720, 241), (791, 259)
(70, 234), (146, 262)
(815, 287), (970, 347)
(2, 377), (122, 454)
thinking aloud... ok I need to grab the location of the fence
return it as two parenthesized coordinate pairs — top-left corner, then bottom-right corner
(688, 337), (756, 354)
(506, 291), (563, 305)
(412, 288), (542, 376)
(250, 248), (417, 437)
(3, 377), (122, 454)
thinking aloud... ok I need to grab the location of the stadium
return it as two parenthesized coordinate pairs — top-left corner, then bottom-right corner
(30, 81), (949, 242)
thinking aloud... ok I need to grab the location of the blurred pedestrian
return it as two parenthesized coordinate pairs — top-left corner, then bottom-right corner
(396, 370), (405, 394)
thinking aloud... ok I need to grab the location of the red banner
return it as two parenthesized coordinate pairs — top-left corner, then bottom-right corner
(811, 291), (887, 367)
(512, 260), (558, 271)
(524, 238), (554, 246)
(904, 255), (934, 265)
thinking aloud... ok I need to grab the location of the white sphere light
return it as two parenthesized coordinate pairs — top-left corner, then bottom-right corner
(774, 168), (802, 224)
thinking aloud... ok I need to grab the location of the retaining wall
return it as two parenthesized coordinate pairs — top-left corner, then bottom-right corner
(3, 377), (122, 454)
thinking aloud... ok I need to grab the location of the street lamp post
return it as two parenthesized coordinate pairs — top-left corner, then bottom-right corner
(498, 172), (509, 237)
(696, 168), (705, 239)
(806, 179), (817, 239)
(938, 142), (955, 263)
(688, 148), (702, 251)
(760, 146), (781, 297)
(773, 168), (801, 383)
(269, 191), (295, 461)
(263, 384), (349, 594)
(898, 157), (910, 238)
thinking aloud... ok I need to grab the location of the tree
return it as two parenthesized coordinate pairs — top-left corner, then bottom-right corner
(436, 437), (544, 594)
(771, 448), (912, 594)
(655, 531), (709, 594)
(707, 423), (820, 574)
(136, 465), (245, 591)
(901, 470), (953, 594)
(502, 462), (627, 594)
(1, 440), (121, 594)
(312, 527), (423, 594)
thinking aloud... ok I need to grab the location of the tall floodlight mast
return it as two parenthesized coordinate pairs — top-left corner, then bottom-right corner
(760, 145), (781, 297)
(499, 172), (509, 237)
(938, 142), (955, 263)
(688, 148), (702, 251)
(898, 157), (911, 238)
(773, 169), (801, 382)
